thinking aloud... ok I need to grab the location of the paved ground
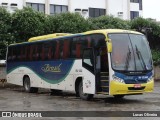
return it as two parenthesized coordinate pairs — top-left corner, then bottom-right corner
(0, 81), (160, 120)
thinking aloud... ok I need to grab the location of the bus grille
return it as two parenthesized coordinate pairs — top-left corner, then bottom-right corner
(124, 80), (147, 84)
(128, 86), (145, 90)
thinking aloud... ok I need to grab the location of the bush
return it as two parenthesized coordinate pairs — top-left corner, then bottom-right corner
(152, 49), (160, 66)
(11, 7), (47, 42)
(130, 17), (160, 49)
(46, 12), (92, 33)
(89, 15), (130, 30)
(0, 7), (12, 59)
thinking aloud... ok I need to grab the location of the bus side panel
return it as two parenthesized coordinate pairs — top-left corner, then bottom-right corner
(7, 68), (23, 86)
(7, 70), (23, 86)
(55, 75), (74, 91)
(82, 68), (95, 94)
(49, 60), (81, 91)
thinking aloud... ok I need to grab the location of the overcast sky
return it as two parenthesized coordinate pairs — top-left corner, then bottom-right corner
(143, 0), (160, 21)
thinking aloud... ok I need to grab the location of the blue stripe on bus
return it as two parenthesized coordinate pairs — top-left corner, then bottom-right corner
(7, 60), (75, 84)
(114, 71), (153, 83)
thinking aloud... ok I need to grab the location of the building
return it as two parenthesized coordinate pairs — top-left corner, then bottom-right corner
(0, 0), (142, 20)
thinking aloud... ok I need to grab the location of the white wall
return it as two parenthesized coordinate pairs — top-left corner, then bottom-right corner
(108, 0), (129, 20)
(130, 2), (139, 11)
(26, 0), (45, 4)
(0, 0), (23, 13)
(70, 0), (106, 18)
(49, 0), (68, 5)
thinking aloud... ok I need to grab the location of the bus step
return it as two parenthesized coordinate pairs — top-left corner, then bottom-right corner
(101, 86), (109, 88)
(100, 81), (109, 86)
(100, 80), (109, 82)
(100, 72), (109, 76)
(101, 86), (109, 92)
(97, 92), (109, 95)
(100, 76), (109, 80)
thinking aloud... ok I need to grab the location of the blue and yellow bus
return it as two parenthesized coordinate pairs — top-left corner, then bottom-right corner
(7, 29), (154, 100)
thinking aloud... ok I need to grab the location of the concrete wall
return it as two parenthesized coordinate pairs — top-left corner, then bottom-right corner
(154, 66), (160, 80)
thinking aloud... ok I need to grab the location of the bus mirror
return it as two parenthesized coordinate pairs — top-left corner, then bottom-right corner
(107, 42), (112, 53)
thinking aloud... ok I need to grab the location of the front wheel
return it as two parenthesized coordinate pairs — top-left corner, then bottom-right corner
(23, 77), (38, 93)
(78, 81), (93, 100)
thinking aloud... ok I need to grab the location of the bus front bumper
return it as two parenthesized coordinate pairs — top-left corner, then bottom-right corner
(109, 80), (154, 95)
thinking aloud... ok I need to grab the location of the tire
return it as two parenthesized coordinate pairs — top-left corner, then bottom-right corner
(78, 81), (93, 100)
(114, 95), (125, 99)
(23, 77), (38, 93)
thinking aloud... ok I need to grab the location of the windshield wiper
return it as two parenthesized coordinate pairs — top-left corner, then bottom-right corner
(124, 46), (131, 70)
(135, 45), (147, 70)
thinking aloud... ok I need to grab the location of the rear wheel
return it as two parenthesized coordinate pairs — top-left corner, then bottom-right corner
(23, 77), (38, 93)
(78, 81), (93, 100)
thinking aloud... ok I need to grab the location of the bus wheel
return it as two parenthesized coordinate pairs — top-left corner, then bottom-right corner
(78, 81), (93, 100)
(114, 95), (124, 99)
(23, 77), (38, 93)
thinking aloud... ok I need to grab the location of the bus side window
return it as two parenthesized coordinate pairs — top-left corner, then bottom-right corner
(72, 37), (83, 59)
(63, 40), (70, 59)
(54, 41), (60, 59)
(80, 37), (88, 58)
(71, 38), (77, 58)
(51, 41), (56, 60)
(75, 43), (80, 58)
(32, 45), (38, 61)
(12, 47), (17, 61)
(41, 42), (52, 61)
(87, 36), (91, 47)
(36, 43), (42, 61)
(7, 47), (12, 62)
(29, 45), (34, 61)
(27, 45), (31, 61)
(59, 40), (64, 59)
(24, 45), (28, 61)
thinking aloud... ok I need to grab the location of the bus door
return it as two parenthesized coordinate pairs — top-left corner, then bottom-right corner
(82, 48), (96, 94)
(97, 47), (109, 93)
(82, 47), (109, 94)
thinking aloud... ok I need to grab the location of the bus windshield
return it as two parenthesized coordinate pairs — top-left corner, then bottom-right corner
(108, 33), (152, 72)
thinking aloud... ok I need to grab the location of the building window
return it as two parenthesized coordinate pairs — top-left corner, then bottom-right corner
(50, 5), (68, 15)
(26, 3), (45, 13)
(139, 0), (142, 10)
(130, 0), (139, 3)
(89, 8), (106, 18)
(130, 0), (142, 10)
(130, 11), (139, 20)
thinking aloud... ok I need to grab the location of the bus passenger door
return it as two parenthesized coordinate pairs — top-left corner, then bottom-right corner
(82, 48), (96, 94)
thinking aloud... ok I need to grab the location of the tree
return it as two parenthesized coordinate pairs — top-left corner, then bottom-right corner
(0, 7), (12, 59)
(46, 12), (92, 33)
(89, 15), (130, 30)
(130, 17), (160, 49)
(11, 7), (47, 43)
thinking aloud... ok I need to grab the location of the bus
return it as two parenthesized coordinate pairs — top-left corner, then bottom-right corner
(6, 29), (154, 100)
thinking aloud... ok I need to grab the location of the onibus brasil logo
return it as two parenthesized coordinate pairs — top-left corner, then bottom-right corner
(41, 63), (62, 73)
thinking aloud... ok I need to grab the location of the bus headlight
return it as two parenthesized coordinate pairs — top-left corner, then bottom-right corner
(147, 76), (153, 82)
(112, 75), (125, 83)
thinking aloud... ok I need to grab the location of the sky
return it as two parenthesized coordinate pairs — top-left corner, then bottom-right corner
(143, 0), (160, 21)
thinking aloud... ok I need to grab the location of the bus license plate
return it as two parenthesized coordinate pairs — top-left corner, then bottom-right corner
(134, 84), (141, 88)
